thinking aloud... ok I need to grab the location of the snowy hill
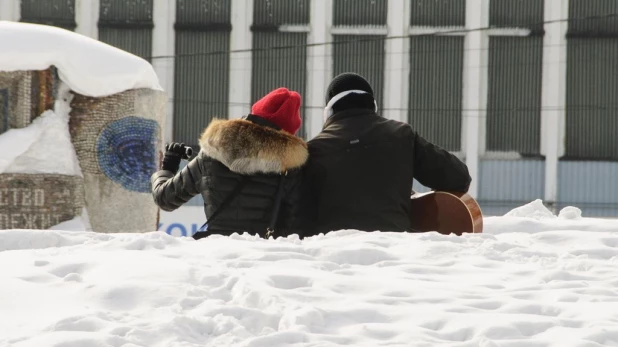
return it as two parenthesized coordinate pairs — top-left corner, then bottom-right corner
(2, 202), (618, 346)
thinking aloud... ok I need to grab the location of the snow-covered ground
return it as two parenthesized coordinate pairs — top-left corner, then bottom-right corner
(2, 202), (618, 347)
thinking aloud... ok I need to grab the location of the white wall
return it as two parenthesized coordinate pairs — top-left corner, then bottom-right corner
(461, 0), (490, 198)
(384, 0), (410, 124)
(228, 0), (253, 119)
(0, 0), (19, 21)
(152, 0), (176, 146)
(541, 0), (569, 207)
(306, 0), (332, 139)
(75, 0), (99, 38)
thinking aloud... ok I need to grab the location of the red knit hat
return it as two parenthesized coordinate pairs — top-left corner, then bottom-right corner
(251, 88), (302, 135)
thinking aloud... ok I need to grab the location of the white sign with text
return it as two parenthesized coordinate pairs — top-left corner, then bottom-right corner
(157, 206), (204, 237)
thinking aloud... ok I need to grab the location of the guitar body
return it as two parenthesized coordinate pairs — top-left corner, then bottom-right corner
(409, 191), (483, 235)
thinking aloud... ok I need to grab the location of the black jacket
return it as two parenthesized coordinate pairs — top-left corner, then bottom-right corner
(151, 118), (308, 238)
(300, 108), (471, 236)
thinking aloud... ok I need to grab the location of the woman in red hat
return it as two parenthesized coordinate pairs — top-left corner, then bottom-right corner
(151, 88), (308, 239)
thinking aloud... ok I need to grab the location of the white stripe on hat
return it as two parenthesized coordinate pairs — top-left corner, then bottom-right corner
(323, 89), (378, 122)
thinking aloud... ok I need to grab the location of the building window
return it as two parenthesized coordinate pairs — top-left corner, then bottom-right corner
(252, 0), (310, 138)
(332, 0), (387, 111)
(20, 0), (76, 30)
(408, 0), (466, 152)
(565, 0), (618, 160)
(173, 0), (231, 148)
(408, 37), (464, 152)
(489, 0), (544, 33)
(332, 35), (386, 110)
(409, 0), (465, 27)
(486, 0), (544, 155)
(486, 36), (543, 154)
(253, 0), (309, 26)
(98, 0), (154, 61)
(333, 0), (387, 26)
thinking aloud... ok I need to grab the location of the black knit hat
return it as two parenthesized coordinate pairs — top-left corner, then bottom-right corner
(325, 72), (374, 104)
(324, 73), (376, 118)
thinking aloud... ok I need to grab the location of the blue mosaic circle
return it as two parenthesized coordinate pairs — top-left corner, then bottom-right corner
(96, 117), (161, 193)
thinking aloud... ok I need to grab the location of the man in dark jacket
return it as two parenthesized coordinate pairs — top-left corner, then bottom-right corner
(151, 88), (308, 239)
(300, 73), (471, 236)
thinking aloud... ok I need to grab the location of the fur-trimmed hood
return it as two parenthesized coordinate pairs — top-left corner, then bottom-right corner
(199, 118), (308, 175)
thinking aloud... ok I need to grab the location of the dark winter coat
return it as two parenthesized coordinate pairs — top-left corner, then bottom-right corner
(151, 117), (308, 238)
(299, 108), (471, 236)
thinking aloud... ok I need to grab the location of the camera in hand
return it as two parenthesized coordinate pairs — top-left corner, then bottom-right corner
(165, 143), (193, 160)
(182, 146), (193, 159)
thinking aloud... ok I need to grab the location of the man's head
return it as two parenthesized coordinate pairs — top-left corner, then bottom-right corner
(324, 73), (376, 119)
(251, 87), (302, 135)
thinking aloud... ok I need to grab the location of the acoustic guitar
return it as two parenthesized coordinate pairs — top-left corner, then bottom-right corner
(409, 190), (483, 235)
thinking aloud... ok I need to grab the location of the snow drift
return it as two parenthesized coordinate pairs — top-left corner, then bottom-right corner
(2, 201), (618, 347)
(0, 84), (82, 175)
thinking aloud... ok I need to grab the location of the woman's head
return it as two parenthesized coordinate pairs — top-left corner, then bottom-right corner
(251, 88), (302, 135)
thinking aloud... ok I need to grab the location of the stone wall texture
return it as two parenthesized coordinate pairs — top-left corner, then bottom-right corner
(0, 174), (84, 229)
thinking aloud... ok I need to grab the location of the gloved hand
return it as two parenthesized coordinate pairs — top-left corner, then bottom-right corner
(162, 142), (187, 173)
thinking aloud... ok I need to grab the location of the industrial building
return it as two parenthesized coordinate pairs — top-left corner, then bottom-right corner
(1, 0), (617, 216)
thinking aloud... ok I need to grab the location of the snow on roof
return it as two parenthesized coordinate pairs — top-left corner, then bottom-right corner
(0, 21), (163, 97)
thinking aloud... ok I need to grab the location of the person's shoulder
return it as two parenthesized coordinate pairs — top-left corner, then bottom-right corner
(380, 116), (413, 128)
(377, 117), (416, 138)
(306, 131), (330, 149)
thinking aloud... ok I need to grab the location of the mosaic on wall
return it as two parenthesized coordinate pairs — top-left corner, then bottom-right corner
(70, 88), (166, 233)
(0, 68), (56, 133)
(0, 67), (166, 233)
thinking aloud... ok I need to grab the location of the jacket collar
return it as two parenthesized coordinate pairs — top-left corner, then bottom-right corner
(199, 118), (308, 175)
(323, 108), (378, 129)
(244, 114), (281, 131)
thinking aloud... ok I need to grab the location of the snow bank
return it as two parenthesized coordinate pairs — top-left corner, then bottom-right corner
(0, 21), (162, 97)
(504, 199), (556, 220)
(488, 200), (618, 235)
(0, 115), (45, 171)
(0, 84), (82, 175)
(2, 213), (618, 346)
(558, 206), (583, 220)
(49, 213), (90, 232)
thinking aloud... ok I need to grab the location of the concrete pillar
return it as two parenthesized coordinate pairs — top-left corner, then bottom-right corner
(541, 0), (569, 206)
(306, 0), (332, 139)
(152, 0), (176, 145)
(75, 0), (99, 38)
(228, 0), (253, 119)
(384, 0), (410, 123)
(462, 0), (490, 198)
(0, 0), (20, 21)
